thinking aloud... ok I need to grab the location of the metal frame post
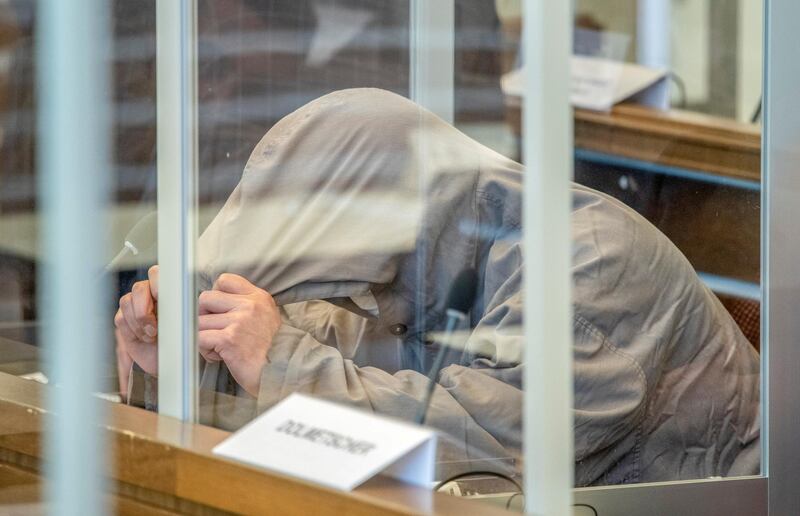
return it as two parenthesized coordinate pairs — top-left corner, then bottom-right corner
(37, 1), (111, 513)
(523, 1), (574, 514)
(409, 0), (455, 123)
(156, 0), (199, 421)
(764, 0), (800, 512)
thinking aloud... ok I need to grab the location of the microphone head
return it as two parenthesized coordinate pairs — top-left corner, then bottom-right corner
(125, 211), (158, 252)
(445, 268), (479, 315)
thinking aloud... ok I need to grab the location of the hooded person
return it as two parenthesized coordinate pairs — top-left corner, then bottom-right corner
(134, 88), (759, 486)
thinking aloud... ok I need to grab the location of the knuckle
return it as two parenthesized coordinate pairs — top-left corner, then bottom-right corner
(228, 321), (241, 336)
(215, 273), (235, 290)
(255, 289), (272, 304)
(197, 334), (210, 350)
(133, 282), (152, 301)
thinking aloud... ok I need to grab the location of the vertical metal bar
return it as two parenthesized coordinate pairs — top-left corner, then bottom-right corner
(523, 1), (574, 515)
(37, 1), (110, 514)
(408, 0), (454, 372)
(736, 0), (764, 122)
(409, 0), (454, 123)
(764, 0), (800, 513)
(636, 0), (671, 69)
(707, 0), (739, 118)
(156, 0), (198, 421)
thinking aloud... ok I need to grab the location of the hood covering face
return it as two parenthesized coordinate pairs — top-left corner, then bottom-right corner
(198, 88), (515, 334)
(193, 88), (759, 485)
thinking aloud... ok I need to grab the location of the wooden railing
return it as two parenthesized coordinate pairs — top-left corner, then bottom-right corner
(505, 102), (761, 181)
(0, 373), (510, 515)
(574, 104), (760, 182)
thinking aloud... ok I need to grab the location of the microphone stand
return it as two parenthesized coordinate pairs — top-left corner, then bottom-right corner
(414, 308), (466, 425)
(103, 240), (141, 274)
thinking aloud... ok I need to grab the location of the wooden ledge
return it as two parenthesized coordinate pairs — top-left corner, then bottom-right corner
(505, 101), (761, 182)
(0, 373), (510, 515)
(574, 104), (761, 182)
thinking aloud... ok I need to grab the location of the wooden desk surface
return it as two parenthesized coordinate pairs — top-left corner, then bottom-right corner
(0, 372), (511, 515)
(575, 104), (761, 182)
(506, 102), (761, 181)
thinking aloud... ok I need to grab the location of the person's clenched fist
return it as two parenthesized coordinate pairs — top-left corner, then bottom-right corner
(114, 265), (160, 393)
(198, 273), (281, 397)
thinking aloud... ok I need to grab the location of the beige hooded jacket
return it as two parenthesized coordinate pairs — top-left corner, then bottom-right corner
(142, 88), (759, 485)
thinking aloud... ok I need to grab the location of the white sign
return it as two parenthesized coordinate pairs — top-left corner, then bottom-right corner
(213, 393), (437, 491)
(501, 55), (670, 112)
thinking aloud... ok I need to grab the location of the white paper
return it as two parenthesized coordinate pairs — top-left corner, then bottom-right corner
(501, 55), (670, 112)
(213, 393), (436, 491)
(307, 4), (374, 67)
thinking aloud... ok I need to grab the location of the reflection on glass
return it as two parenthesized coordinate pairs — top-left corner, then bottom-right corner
(0, 0), (765, 512)
(574, 0), (763, 123)
(114, 0), (760, 495)
(566, 0), (763, 488)
(197, 87), (524, 474)
(0, 0), (158, 512)
(0, 1), (158, 390)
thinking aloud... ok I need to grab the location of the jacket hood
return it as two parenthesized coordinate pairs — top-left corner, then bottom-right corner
(198, 88), (517, 333)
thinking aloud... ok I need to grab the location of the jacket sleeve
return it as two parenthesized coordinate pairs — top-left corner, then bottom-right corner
(255, 322), (519, 471)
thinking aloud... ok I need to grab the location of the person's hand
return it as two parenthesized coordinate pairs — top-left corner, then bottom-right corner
(114, 265), (159, 391)
(198, 273), (281, 397)
(115, 329), (134, 397)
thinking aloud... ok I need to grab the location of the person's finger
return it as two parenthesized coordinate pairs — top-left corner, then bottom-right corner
(213, 273), (256, 295)
(200, 349), (222, 362)
(126, 339), (158, 375)
(147, 265), (159, 300)
(115, 308), (139, 344)
(114, 306), (126, 331)
(198, 329), (227, 362)
(115, 329), (133, 396)
(131, 281), (157, 338)
(198, 329), (228, 349)
(119, 294), (142, 340)
(120, 293), (151, 342)
(198, 312), (235, 331)
(199, 349), (222, 362)
(198, 290), (241, 314)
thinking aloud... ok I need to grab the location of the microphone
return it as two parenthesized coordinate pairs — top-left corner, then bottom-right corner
(415, 268), (479, 425)
(104, 211), (158, 273)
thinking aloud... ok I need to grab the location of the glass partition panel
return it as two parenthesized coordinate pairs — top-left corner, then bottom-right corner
(575, 0), (763, 123)
(0, 0), (775, 514)
(0, 0), (159, 512)
(186, 0), (530, 508)
(0, 3), (158, 404)
(454, 0), (763, 496)
(567, 0), (763, 489)
(0, 1), (39, 376)
(468, 0), (763, 498)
